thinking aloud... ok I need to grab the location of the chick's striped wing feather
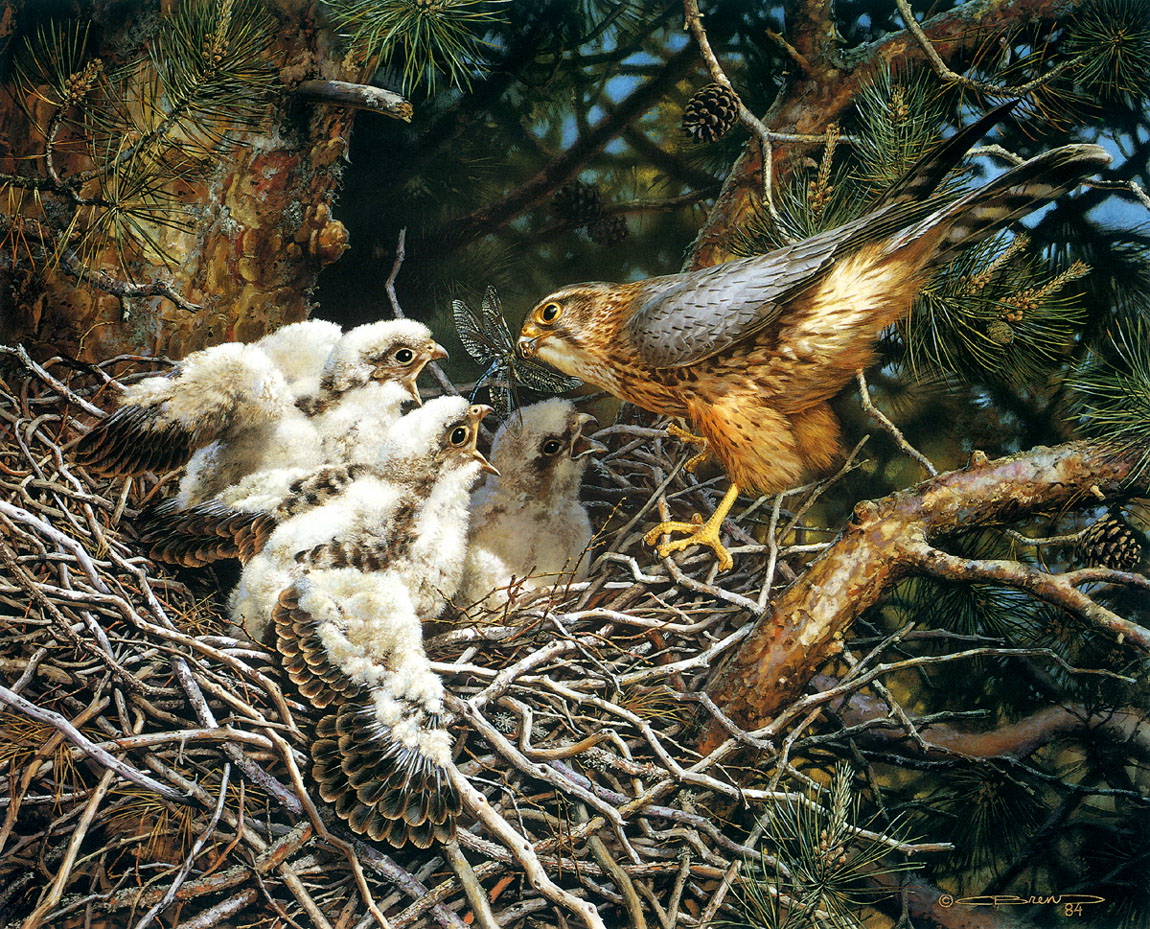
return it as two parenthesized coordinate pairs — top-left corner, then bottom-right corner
(313, 699), (459, 848)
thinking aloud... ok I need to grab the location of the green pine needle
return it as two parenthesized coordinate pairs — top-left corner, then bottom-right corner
(901, 235), (1088, 386)
(723, 766), (918, 929)
(1069, 315), (1150, 480)
(1068, 0), (1150, 104)
(325, 0), (507, 96)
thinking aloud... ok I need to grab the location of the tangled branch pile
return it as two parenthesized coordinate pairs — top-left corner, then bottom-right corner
(3, 344), (937, 929)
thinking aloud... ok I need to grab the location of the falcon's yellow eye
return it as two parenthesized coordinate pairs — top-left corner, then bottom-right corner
(394, 348), (415, 365)
(537, 302), (562, 325)
(541, 438), (563, 456)
(449, 425), (470, 447)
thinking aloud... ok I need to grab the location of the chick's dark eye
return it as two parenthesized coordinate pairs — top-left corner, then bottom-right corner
(541, 439), (563, 456)
(449, 426), (469, 447)
(537, 302), (561, 325)
(394, 348), (414, 364)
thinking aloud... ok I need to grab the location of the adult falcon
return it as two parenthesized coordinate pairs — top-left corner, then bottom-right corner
(518, 107), (1110, 569)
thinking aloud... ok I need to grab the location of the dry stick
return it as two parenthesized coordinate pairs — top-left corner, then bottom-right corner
(856, 370), (937, 477)
(577, 804), (648, 929)
(0, 682), (185, 800)
(295, 80), (413, 121)
(172, 890), (260, 929)
(131, 763), (233, 929)
(384, 227), (458, 397)
(441, 839), (499, 929)
(263, 729), (390, 929)
(893, 0), (1085, 96)
(20, 766), (117, 929)
(445, 762), (607, 929)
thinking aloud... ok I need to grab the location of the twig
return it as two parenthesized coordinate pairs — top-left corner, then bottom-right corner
(0, 683), (187, 801)
(683, 0), (776, 212)
(856, 370), (937, 476)
(445, 762), (607, 929)
(295, 80), (413, 121)
(893, 0), (1085, 96)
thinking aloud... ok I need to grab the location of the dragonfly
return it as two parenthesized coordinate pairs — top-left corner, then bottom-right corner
(452, 284), (582, 420)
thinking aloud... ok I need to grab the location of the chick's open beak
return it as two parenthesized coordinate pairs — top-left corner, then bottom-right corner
(402, 341), (450, 406)
(571, 413), (607, 459)
(466, 404), (499, 475)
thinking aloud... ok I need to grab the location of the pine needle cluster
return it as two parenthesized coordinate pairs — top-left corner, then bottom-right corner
(1069, 315), (1150, 480)
(726, 766), (917, 929)
(324, 0), (507, 95)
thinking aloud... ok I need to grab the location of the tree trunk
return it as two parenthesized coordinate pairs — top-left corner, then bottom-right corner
(0, 0), (360, 362)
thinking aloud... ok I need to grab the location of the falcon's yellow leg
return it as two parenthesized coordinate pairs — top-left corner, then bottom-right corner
(666, 422), (710, 473)
(644, 483), (740, 572)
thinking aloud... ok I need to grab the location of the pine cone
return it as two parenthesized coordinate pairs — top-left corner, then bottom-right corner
(552, 180), (604, 226)
(1077, 513), (1144, 571)
(681, 82), (739, 143)
(588, 213), (628, 245)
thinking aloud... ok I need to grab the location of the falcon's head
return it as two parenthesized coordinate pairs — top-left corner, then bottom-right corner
(377, 396), (496, 483)
(322, 319), (447, 400)
(517, 282), (626, 384)
(485, 399), (604, 501)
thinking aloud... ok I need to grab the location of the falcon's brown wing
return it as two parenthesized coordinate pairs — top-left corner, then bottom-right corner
(625, 139), (1108, 370)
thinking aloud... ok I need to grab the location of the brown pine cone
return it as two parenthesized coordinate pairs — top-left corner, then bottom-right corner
(682, 82), (739, 143)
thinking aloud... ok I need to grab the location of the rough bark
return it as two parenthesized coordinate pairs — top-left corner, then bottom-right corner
(705, 441), (1150, 747)
(0, 1), (361, 362)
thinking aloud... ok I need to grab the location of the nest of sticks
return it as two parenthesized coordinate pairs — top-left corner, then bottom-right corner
(0, 343), (909, 929)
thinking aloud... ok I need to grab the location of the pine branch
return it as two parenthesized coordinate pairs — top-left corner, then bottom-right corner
(705, 440), (1150, 745)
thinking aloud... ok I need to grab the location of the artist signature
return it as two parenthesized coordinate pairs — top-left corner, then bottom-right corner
(938, 893), (1105, 917)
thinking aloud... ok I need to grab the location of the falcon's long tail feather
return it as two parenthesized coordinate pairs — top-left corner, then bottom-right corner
(891, 143), (1111, 264)
(875, 99), (1020, 208)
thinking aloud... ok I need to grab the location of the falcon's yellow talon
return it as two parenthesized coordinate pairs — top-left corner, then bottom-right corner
(665, 422), (710, 473)
(643, 483), (741, 572)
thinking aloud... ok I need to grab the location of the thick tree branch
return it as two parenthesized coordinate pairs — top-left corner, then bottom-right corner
(705, 441), (1150, 743)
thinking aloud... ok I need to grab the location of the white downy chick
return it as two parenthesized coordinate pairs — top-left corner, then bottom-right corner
(303, 319), (448, 465)
(230, 397), (495, 643)
(246, 398), (494, 847)
(460, 399), (604, 613)
(75, 319), (445, 507)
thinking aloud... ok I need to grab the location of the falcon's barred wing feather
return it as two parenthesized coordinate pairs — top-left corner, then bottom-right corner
(139, 463), (373, 566)
(886, 143), (1112, 263)
(273, 573), (461, 849)
(625, 139), (1109, 370)
(872, 100), (1019, 208)
(623, 233), (846, 368)
(140, 498), (277, 567)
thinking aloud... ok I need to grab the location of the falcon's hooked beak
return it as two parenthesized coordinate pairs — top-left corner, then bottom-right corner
(517, 327), (541, 359)
(466, 404), (500, 475)
(401, 341), (449, 405)
(570, 413), (607, 459)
